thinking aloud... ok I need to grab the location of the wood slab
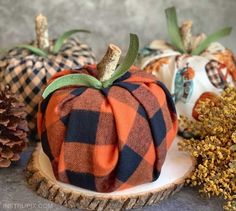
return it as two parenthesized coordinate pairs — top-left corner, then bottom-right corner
(25, 136), (195, 210)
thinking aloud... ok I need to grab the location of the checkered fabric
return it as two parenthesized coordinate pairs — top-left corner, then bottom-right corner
(205, 60), (228, 88)
(0, 37), (96, 139)
(37, 65), (178, 193)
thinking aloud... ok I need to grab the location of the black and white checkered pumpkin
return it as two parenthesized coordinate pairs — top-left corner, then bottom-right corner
(0, 15), (95, 139)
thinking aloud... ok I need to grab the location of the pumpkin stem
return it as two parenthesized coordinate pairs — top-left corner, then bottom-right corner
(191, 33), (206, 51)
(97, 44), (122, 82)
(180, 20), (193, 53)
(35, 14), (50, 50)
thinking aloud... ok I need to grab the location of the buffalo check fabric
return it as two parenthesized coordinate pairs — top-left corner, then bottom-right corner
(0, 37), (96, 139)
(38, 66), (178, 193)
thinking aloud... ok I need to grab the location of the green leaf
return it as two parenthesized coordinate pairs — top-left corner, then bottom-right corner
(52, 29), (90, 54)
(42, 74), (102, 99)
(0, 48), (8, 55)
(102, 33), (139, 88)
(192, 27), (232, 55)
(15, 44), (48, 57)
(165, 7), (185, 53)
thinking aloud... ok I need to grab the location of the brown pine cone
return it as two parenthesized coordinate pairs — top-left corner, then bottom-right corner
(0, 86), (28, 168)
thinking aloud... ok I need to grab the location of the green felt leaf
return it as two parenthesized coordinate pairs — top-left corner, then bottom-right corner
(102, 33), (139, 88)
(165, 7), (185, 53)
(0, 48), (8, 55)
(42, 74), (102, 99)
(191, 27), (232, 55)
(42, 33), (139, 98)
(15, 44), (48, 57)
(52, 29), (90, 54)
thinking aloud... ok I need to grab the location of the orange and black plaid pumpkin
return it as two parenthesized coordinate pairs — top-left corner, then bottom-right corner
(37, 35), (178, 192)
(0, 14), (95, 138)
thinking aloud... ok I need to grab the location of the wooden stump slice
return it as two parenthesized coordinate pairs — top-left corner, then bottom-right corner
(25, 136), (195, 210)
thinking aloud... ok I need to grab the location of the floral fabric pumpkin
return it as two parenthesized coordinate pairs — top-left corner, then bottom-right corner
(0, 14), (95, 138)
(37, 35), (178, 192)
(138, 7), (236, 123)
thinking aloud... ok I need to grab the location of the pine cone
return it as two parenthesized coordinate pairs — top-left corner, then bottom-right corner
(0, 86), (28, 168)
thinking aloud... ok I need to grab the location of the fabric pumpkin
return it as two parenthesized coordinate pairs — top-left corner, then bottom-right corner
(138, 7), (236, 123)
(37, 35), (178, 192)
(0, 14), (95, 138)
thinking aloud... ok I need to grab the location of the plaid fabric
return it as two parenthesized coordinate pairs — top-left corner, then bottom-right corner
(205, 60), (229, 88)
(38, 65), (178, 193)
(0, 37), (95, 139)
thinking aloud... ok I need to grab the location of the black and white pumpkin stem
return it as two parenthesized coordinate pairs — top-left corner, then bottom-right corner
(42, 33), (139, 98)
(16, 14), (90, 57)
(165, 7), (232, 55)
